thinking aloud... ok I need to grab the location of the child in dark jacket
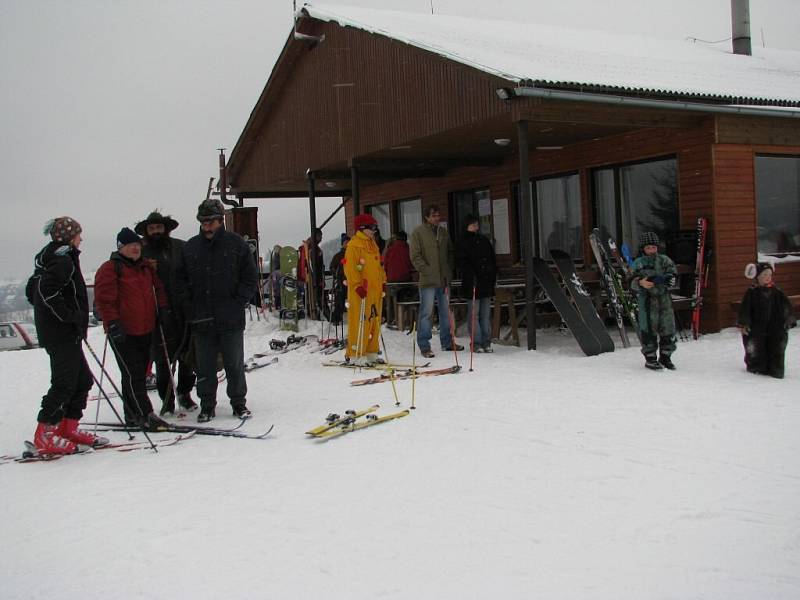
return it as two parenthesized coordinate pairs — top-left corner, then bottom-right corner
(631, 231), (678, 370)
(737, 262), (795, 379)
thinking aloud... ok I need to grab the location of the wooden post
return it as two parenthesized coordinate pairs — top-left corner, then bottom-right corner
(351, 165), (360, 220)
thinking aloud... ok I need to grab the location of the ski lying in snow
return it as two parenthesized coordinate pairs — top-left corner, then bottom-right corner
(305, 404), (381, 436)
(350, 365), (461, 386)
(4, 432), (197, 463)
(322, 360), (431, 370)
(245, 356), (278, 372)
(87, 423), (274, 439)
(312, 410), (410, 439)
(253, 335), (318, 358)
(87, 418), (247, 434)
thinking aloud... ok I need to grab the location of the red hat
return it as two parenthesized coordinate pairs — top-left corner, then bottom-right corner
(354, 213), (378, 230)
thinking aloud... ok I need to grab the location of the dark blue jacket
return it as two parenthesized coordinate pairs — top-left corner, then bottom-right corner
(26, 242), (89, 347)
(176, 226), (257, 331)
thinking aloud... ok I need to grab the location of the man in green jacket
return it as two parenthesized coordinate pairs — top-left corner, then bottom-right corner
(409, 205), (464, 358)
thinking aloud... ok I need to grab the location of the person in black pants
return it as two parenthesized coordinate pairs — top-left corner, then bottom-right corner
(94, 228), (170, 430)
(175, 199), (258, 423)
(136, 211), (198, 415)
(27, 216), (108, 453)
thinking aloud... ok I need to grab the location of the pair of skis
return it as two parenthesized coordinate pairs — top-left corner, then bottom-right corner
(86, 419), (274, 440)
(532, 250), (615, 356)
(305, 404), (409, 439)
(589, 228), (639, 347)
(3, 431), (197, 464)
(349, 364), (461, 386)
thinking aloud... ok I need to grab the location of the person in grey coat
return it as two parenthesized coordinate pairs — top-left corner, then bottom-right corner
(409, 205), (464, 358)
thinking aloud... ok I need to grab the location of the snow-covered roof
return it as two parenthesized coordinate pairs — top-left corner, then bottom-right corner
(302, 3), (800, 106)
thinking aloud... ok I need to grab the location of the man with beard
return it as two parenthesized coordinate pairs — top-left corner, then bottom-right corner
(135, 211), (198, 415)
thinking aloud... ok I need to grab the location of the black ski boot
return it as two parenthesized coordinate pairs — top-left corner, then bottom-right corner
(232, 404), (252, 420)
(659, 355), (676, 370)
(644, 355), (663, 370)
(198, 407), (215, 423)
(160, 398), (176, 416)
(178, 393), (198, 411)
(144, 412), (171, 431)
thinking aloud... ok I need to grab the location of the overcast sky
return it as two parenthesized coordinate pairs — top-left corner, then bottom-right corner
(1, 0), (798, 279)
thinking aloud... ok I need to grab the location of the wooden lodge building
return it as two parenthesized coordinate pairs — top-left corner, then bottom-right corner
(226, 3), (800, 341)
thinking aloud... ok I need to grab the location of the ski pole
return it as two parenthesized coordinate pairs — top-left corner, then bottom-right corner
(88, 370), (134, 441)
(380, 333), (401, 407)
(83, 335), (158, 452)
(445, 286), (459, 368)
(353, 295), (366, 365)
(84, 338), (158, 452)
(153, 287), (179, 411)
(411, 321), (416, 410)
(93, 336), (108, 437)
(469, 286), (477, 372)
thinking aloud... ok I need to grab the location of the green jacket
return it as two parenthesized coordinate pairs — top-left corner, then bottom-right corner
(631, 252), (677, 335)
(409, 222), (454, 288)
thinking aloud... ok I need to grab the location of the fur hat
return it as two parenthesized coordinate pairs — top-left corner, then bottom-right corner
(639, 231), (660, 248)
(196, 199), (226, 222)
(744, 262), (774, 280)
(116, 227), (141, 249)
(135, 211), (179, 235)
(354, 213), (378, 230)
(44, 216), (82, 243)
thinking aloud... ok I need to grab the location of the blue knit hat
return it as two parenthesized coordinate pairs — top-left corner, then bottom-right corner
(116, 227), (141, 249)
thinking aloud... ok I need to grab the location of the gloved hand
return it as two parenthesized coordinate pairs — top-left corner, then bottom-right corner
(73, 310), (87, 339)
(355, 286), (367, 299)
(108, 320), (126, 345)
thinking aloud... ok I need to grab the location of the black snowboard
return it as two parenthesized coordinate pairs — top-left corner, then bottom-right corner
(549, 249), (615, 353)
(531, 258), (603, 356)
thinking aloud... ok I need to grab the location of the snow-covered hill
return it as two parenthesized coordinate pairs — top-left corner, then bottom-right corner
(1, 318), (798, 599)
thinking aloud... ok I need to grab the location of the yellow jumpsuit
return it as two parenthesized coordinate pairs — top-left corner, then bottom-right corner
(344, 231), (387, 358)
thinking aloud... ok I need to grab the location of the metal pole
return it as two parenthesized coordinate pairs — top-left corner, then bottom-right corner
(518, 119), (537, 350)
(307, 170), (318, 319)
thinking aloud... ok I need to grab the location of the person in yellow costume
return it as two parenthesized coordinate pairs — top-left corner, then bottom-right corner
(344, 214), (387, 366)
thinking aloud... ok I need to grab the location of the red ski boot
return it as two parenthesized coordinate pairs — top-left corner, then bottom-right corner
(33, 422), (78, 455)
(59, 418), (109, 447)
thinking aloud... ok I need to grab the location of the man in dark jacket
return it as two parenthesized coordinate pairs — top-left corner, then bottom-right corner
(136, 211), (197, 415)
(456, 215), (497, 353)
(176, 199), (258, 423)
(27, 216), (108, 453)
(95, 228), (170, 429)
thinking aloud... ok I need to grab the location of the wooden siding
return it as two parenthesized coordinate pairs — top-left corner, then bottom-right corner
(232, 22), (510, 192)
(712, 144), (800, 330)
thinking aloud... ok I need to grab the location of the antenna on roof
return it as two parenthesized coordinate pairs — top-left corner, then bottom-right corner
(293, 0), (325, 46)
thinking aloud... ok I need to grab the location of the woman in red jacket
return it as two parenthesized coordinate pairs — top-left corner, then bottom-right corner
(94, 228), (169, 429)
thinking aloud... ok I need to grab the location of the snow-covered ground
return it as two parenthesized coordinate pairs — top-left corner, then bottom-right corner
(1, 317), (799, 599)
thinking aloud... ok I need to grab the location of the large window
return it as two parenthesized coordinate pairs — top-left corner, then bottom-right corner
(397, 197), (421, 235)
(536, 174), (582, 259)
(450, 189), (491, 239)
(755, 155), (800, 255)
(366, 202), (391, 239)
(592, 157), (679, 251)
(512, 173), (582, 260)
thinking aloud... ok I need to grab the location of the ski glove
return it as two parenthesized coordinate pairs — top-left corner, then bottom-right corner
(107, 320), (126, 345)
(355, 286), (367, 299)
(72, 310), (86, 339)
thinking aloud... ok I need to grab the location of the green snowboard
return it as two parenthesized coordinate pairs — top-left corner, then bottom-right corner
(279, 246), (299, 332)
